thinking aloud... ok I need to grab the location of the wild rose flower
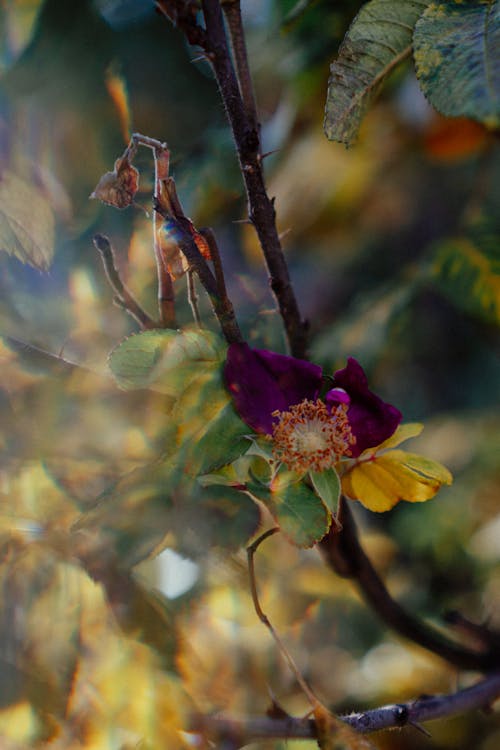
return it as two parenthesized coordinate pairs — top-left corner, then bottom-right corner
(224, 343), (402, 472)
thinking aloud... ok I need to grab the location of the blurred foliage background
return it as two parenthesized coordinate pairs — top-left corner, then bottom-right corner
(0, 0), (499, 748)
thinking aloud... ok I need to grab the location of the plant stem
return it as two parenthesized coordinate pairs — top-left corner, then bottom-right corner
(247, 527), (321, 710)
(154, 200), (243, 344)
(150, 142), (177, 328)
(93, 234), (156, 329)
(200, 0), (309, 358)
(221, 1), (258, 132)
(319, 498), (500, 672)
(189, 670), (500, 742)
(186, 268), (202, 327)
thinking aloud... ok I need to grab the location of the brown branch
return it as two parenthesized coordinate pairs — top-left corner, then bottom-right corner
(197, 0), (308, 359)
(221, 1), (259, 132)
(93, 234), (157, 329)
(319, 498), (500, 672)
(153, 199), (243, 344)
(189, 670), (500, 742)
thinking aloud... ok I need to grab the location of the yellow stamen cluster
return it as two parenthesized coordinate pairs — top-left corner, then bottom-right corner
(271, 399), (355, 473)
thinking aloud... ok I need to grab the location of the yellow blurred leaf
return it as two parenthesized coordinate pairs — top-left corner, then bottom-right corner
(0, 702), (42, 744)
(342, 449), (452, 512)
(0, 169), (55, 270)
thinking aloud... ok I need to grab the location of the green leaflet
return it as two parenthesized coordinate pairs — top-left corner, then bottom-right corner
(324, 0), (430, 144)
(414, 1), (500, 127)
(309, 468), (341, 516)
(108, 328), (224, 395)
(248, 474), (330, 549)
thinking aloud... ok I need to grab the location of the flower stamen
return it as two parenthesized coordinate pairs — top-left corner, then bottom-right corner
(271, 399), (355, 473)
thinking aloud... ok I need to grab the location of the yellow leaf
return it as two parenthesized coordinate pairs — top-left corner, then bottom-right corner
(371, 422), (424, 451)
(342, 450), (452, 512)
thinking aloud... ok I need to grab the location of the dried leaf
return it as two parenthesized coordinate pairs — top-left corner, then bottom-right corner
(0, 169), (55, 270)
(90, 153), (139, 209)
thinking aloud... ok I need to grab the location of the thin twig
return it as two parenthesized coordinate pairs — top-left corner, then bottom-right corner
(319, 498), (500, 672)
(198, 226), (235, 315)
(189, 670), (500, 742)
(247, 527), (320, 709)
(93, 234), (156, 329)
(151, 143), (177, 328)
(187, 268), (202, 327)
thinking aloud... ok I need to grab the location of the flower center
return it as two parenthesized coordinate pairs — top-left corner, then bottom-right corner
(271, 399), (355, 473)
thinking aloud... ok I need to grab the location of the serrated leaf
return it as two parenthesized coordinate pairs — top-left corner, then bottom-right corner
(309, 468), (341, 515)
(108, 329), (224, 395)
(342, 449), (452, 512)
(248, 473), (330, 548)
(431, 236), (500, 324)
(0, 170), (55, 270)
(324, 0), (430, 144)
(414, 1), (500, 127)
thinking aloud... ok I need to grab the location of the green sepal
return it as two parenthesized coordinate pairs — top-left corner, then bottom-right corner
(309, 467), (341, 516)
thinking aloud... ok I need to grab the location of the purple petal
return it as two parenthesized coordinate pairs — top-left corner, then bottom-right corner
(328, 357), (402, 456)
(224, 343), (322, 434)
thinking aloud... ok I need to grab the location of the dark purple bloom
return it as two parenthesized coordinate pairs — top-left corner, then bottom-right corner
(224, 343), (322, 434)
(326, 357), (402, 456)
(224, 344), (402, 462)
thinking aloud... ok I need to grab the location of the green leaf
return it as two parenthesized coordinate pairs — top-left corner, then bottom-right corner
(248, 473), (330, 548)
(108, 329), (224, 395)
(245, 437), (274, 464)
(0, 170), (55, 270)
(309, 468), (341, 516)
(324, 0), (430, 144)
(430, 236), (500, 324)
(414, 1), (500, 127)
(186, 402), (250, 476)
